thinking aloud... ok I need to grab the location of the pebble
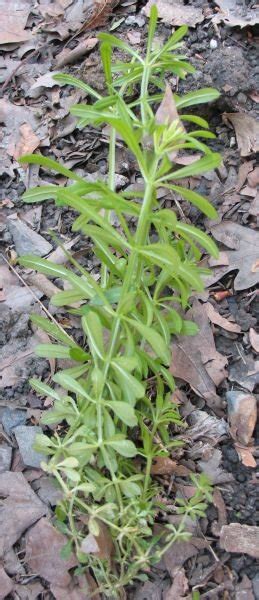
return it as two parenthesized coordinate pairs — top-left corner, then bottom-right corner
(7, 216), (52, 257)
(0, 445), (12, 473)
(14, 425), (44, 468)
(210, 39), (218, 50)
(1, 407), (27, 436)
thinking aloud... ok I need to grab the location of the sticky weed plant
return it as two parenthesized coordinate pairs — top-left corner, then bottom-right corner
(19, 7), (219, 596)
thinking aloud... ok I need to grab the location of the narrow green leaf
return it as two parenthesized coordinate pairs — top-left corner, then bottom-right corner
(30, 314), (77, 347)
(30, 378), (60, 400)
(19, 255), (94, 299)
(19, 154), (85, 182)
(120, 480), (141, 498)
(138, 243), (180, 272)
(125, 318), (171, 365)
(164, 184), (217, 218)
(175, 88), (220, 109)
(82, 311), (105, 360)
(107, 401), (138, 427)
(108, 438), (138, 457)
(53, 373), (92, 401)
(178, 263), (204, 292)
(111, 360), (145, 399)
(22, 185), (57, 203)
(53, 73), (101, 99)
(36, 344), (71, 359)
(176, 223), (219, 257)
(160, 153), (221, 181)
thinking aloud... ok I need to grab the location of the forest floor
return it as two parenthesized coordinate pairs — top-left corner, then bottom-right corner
(0, 0), (258, 598)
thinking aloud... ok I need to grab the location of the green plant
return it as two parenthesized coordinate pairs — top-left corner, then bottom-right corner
(19, 6), (218, 596)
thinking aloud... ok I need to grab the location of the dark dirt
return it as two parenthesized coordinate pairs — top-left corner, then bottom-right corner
(0, 0), (258, 598)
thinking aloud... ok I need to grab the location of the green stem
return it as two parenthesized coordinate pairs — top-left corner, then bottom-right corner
(101, 126), (116, 288)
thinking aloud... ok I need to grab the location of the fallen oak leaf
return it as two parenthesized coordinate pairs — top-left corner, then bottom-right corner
(207, 221), (259, 291)
(205, 301), (241, 333)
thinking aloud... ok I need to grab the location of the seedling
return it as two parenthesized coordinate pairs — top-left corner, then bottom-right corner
(19, 6), (218, 596)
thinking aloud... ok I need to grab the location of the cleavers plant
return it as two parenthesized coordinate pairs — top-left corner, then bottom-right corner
(19, 6), (219, 596)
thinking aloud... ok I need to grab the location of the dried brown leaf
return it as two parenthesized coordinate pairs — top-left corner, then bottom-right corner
(13, 124), (40, 161)
(55, 38), (98, 68)
(227, 391), (257, 445)
(235, 443), (257, 468)
(223, 112), (259, 156)
(0, 472), (46, 557)
(151, 455), (178, 475)
(208, 222), (259, 290)
(213, 0), (258, 27)
(236, 160), (254, 191)
(0, 0), (32, 44)
(220, 523), (259, 558)
(144, 0), (204, 27)
(25, 518), (77, 586)
(170, 300), (227, 411)
(81, 522), (113, 561)
(164, 568), (189, 599)
(205, 301), (241, 333)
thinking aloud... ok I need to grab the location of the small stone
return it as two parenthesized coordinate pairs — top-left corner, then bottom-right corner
(0, 445), (12, 473)
(7, 216), (52, 257)
(237, 92), (247, 105)
(114, 173), (128, 189)
(210, 39), (218, 50)
(14, 425), (44, 468)
(0, 566), (13, 600)
(1, 407), (27, 436)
